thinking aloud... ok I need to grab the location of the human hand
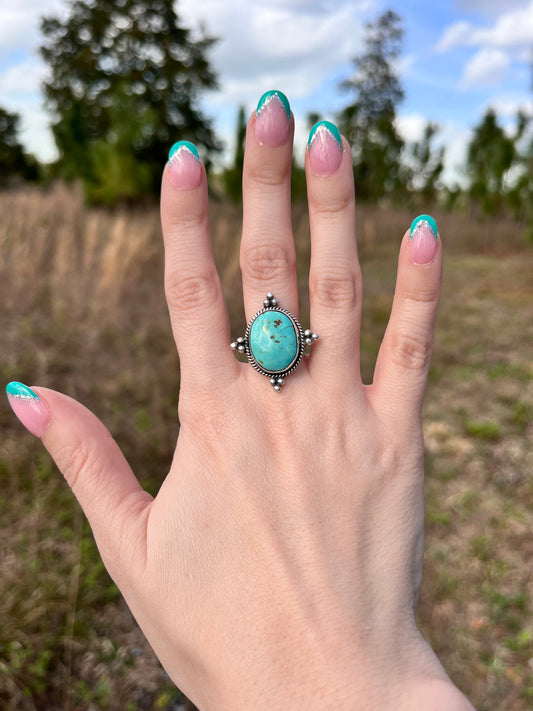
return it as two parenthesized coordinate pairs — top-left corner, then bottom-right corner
(6, 91), (475, 710)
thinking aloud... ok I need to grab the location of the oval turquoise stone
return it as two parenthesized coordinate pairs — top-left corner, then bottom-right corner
(249, 311), (299, 373)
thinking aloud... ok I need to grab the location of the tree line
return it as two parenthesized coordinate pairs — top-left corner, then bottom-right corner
(1, 1), (531, 226)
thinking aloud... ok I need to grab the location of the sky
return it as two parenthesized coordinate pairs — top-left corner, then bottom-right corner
(1, 0), (532, 185)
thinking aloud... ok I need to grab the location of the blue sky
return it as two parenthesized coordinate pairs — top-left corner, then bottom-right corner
(1, 0), (532, 184)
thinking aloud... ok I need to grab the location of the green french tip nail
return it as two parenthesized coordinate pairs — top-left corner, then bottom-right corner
(256, 90), (291, 120)
(410, 214), (438, 239)
(308, 120), (342, 150)
(168, 141), (200, 162)
(6, 381), (39, 399)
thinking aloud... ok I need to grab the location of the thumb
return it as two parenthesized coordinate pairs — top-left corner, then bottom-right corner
(6, 382), (152, 579)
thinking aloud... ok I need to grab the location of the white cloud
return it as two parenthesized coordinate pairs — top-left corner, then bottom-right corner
(438, 1), (533, 51)
(0, 1), (67, 55)
(459, 48), (510, 89)
(0, 57), (56, 161)
(436, 123), (472, 188)
(178, 0), (371, 106)
(0, 59), (46, 94)
(453, 0), (531, 17)
(396, 114), (427, 143)
(487, 94), (533, 117)
(471, 2), (533, 47)
(20, 106), (58, 163)
(437, 21), (472, 53)
(397, 53), (417, 77)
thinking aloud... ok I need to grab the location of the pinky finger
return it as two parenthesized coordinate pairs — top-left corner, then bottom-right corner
(369, 215), (442, 424)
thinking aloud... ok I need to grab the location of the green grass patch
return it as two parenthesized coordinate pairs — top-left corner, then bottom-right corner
(487, 362), (532, 382)
(512, 400), (532, 430)
(483, 586), (529, 632)
(465, 419), (501, 440)
(428, 510), (452, 526)
(454, 489), (480, 515)
(471, 534), (492, 561)
(503, 629), (532, 652)
(451, 364), (479, 382)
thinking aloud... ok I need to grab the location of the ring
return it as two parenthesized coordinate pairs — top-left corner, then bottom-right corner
(231, 293), (318, 391)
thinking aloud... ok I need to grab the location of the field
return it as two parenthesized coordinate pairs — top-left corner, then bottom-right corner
(1, 184), (531, 710)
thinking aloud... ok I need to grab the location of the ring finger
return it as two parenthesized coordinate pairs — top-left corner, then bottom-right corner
(241, 90), (298, 320)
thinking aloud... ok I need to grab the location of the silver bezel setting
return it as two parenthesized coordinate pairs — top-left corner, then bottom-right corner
(231, 293), (318, 391)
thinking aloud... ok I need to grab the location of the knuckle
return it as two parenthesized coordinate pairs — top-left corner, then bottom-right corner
(390, 329), (433, 373)
(313, 190), (353, 217)
(167, 209), (209, 234)
(57, 439), (105, 495)
(401, 286), (441, 308)
(310, 268), (359, 310)
(165, 269), (220, 315)
(241, 243), (294, 285)
(105, 493), (150, 570)
(247, 163), (290, 189)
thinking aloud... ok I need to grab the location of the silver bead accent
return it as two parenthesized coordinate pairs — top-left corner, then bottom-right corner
(312, 333), (319, 340)
(273, 384), (281, 391)
(237, 344), (245, 352)
(305, 337), (312, 345)
(230, 341), (237, 350)
(270, 377), (276, 385)
(304, 329), (312, 337)
(266, 292), (273, 299)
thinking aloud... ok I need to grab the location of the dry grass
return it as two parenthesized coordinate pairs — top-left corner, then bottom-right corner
(0, 184), (531, 710)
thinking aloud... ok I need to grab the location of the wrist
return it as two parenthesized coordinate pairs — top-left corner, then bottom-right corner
(399, 677), (476, 711)
(196, 625), (474, 711)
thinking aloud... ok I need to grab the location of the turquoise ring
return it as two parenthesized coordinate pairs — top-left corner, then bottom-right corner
(231, 293), (318, 391)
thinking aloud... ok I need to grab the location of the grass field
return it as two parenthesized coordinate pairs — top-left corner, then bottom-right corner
(1, 184), (531, 710)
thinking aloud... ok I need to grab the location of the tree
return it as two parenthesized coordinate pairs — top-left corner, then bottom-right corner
(0, 107), (39, 186)
(407, 122), (445, 204)
(466, 108), (515, 216)
(338, 9), (405, 201)
(223, 105), (246, 203)
(507, 109), (533, 240)
(306, 111), (322, 131)
(40, 0), (221, 203)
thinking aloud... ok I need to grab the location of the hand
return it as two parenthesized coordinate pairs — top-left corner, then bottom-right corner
(7, 91), (475, 710)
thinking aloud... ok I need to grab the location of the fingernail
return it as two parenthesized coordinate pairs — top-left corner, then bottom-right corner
(6, 382), (50, 438)
(409, 215), (438, 265)
(308, 120), (343, 176)
(255, 90), (291, 147)
(168, 141), (203, 190)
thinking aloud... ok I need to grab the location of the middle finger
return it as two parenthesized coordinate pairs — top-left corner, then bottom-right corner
(241, 91), (298, 320)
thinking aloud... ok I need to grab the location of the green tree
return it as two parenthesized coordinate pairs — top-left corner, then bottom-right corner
(505, 110), (533, 228)
(0, 107), (39, 186)
(338, 9), (405, 201)
(466, 108), (515, 216)
(223, 105), (246, 203)
(306, 111), (322, 131)
(407, 122), (445, 204)
(40, 0), (221, 204)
